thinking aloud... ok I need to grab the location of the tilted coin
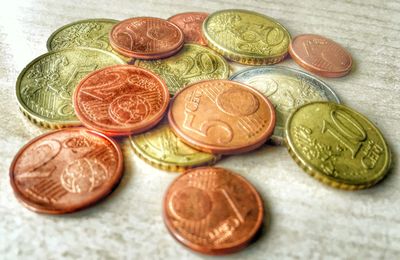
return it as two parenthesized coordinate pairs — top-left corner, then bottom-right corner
(286, 102), (391, 190)
(202, 9), (291, 65)
(47, 19), (117, 52)
(168, 80), (276, 154)
(289, 34), (352, 77)
(163, 167), (264, 255)
(134, 44), (230, 95)
(230, 66), (340, 144)
(130, 120), (219, 172)
(16, 47), (124, 128)
(73, 65), (170, 136)
(110, 17), (184, 59)
(9, 128), (123, 214)
(168, 12), (208, 45)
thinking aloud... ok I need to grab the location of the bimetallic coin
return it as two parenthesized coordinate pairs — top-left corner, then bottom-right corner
(135, 44), (230, 95)
(130, 121), (220, 172)
(203, 9), (291, 65)
(73, 65), (170, 136)
(168, 12), (208, 45)
(168, 80), (276, 154)
(163, 167), (264, 255)
(110, 17), (184, 59)
(230, 66), (340, 144)
(9, 128), (123, 214)
(286, 102), (391, 190)
(16, 47), (124, 128)
(289, 34), (352, 77)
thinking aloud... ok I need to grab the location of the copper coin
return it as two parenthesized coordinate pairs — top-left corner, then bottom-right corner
(289, 34), (352, 77)
(109, 17), (184, 59)
(9, 128), (123, 214)
(168, 80), (276, 154)
(168, 12), (208, 45)
(74, 65), (170, 136)
(163, 167), (264, 255)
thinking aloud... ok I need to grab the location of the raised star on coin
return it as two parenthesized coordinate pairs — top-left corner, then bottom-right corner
(230, 66), (340, 144)
(163, 167), (264, 255)
(285, 102), (391, 190)
(16, 48), (124, 128)
(9, 128), (123, 214)
(168, 80), (276, 154)
(73, 65), (170, 136)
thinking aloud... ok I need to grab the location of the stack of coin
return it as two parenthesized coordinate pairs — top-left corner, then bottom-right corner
(11, 8), (391, 256)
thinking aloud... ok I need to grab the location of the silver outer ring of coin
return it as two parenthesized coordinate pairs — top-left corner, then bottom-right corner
(230, 66), (340, 145)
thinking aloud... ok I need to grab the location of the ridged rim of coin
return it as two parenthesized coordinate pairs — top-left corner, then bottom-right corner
(289, 34), (353, 77)
(73, 64), (170, 136)
(168, 79), (276, 154)
(109, 17), (184, 59)
(230, 66), (340, 144)
(202, 9), (291, 65)
(163, 167), (264, 255)
(285, 101), (391, 190)
(9, 127), (123, 214)
(129, 123), (220, 172)
(46, 18), (119, 51)
(134, 43), (230, 95)
(168, 12), (209, 45)
(16, 47), (125, 129)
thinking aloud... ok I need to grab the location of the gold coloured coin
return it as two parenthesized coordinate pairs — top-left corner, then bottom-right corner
(286, 102), (391, 190)
(129, 121), (219, 172)
(202, 9), (291, 65)
(134, 44), (230, 95)
(16, 47), (124, 128)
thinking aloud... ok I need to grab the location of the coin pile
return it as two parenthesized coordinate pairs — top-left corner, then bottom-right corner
(11, 9), (391, 255)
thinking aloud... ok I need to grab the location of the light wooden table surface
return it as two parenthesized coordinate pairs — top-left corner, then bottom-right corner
(1, 0), (399, 259)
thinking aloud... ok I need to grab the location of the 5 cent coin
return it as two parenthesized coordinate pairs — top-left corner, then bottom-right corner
(9, 128), (123, 214)
(168, 12), (208, 45)
(168, 80), (276, 154)
(73, 65), (170, 136)
(163, 167), (264, 255)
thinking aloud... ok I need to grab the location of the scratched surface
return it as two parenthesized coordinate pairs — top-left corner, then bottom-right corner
(0, 0), (399, 259)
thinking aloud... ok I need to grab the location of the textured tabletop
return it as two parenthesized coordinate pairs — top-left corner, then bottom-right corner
(1, 0), (399, 259)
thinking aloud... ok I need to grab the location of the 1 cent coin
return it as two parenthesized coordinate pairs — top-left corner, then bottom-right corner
(9, 128), (123, 214)
(286, 102), (391, 190)
(168, 12), (208, 45)
(168, 80), (276, 154)
(110, 17), (184, 59)
(73, 65), (170, 136)
(289, 34), (352, 77)
(163, 167), (264, 255)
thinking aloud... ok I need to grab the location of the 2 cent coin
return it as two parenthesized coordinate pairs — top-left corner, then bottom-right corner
(163, 167), (264, 255)
(73, 65), (170, 136)
(9, 128), (123, 214)
(168, 80), (276, 154)
(110, 17), (184, 59)
(289, 34), (352, 77)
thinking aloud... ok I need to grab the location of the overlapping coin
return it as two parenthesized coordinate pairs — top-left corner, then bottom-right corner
(203, 9), (291, 65)
(9, 128), (123, 214)
(168, 12), (208, 45)
(168, 80), (276, 154)
(286, 102), (391, 190)
(134, 43), (230, 95)
(110, 17), (184, 59)
(73, 65), (170, 136)
(16, 47), (124, 128)
(163, 167), (264, 255)
(230, 66), (340, 144)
